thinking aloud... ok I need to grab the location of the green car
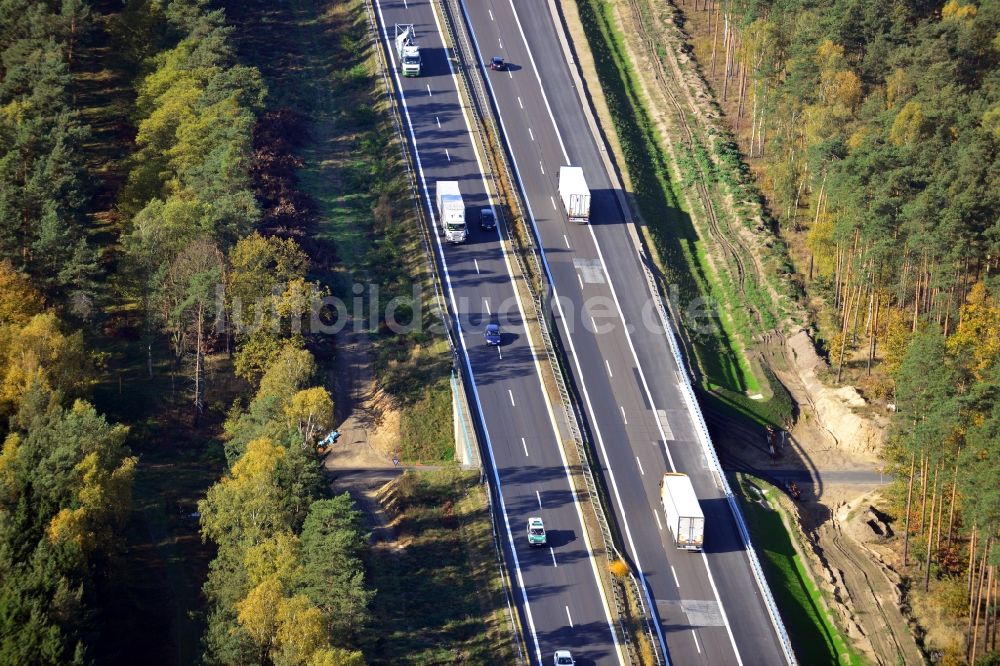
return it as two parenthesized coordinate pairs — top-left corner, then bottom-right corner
(527, 517), (547, 547)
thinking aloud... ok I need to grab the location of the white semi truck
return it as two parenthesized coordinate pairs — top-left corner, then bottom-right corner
(436, 181), (467, 243)
(558, 166), (591, 223)
(394, 24), (421, 77)
(660, 472), (705, 550)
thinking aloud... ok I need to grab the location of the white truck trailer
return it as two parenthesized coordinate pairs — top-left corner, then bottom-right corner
(436, 181), (467, 243)
(394, 25), (421, 77)
(558, 166), (591, 223)
(660, 473), (705, 550)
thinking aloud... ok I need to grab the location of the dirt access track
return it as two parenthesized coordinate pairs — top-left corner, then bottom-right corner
(557, 0), (923, 663)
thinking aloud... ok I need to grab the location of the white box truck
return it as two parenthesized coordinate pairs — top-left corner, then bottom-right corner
(394, 25), (421, 77)
(558, 166), (590, 223)
(436, 181), (467, 243)
(660, 473), (705, 550)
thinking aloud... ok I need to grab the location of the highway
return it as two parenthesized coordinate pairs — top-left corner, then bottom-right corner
(371, 1), (625, 663)
(456, 1), (792, 664)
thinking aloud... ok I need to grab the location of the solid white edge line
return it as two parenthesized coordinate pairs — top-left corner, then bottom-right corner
(469, 0), (665, 649)
(500, 0), (569, 160)
(700, 550), (742, 664)
(548, 0), (795, 659)
(457, 3), (625, 663)
(373, 1), (550, 660)
(473, 0), (677, 656)
(501, 0), (751, 661)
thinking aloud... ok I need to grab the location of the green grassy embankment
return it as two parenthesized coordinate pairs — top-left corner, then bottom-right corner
(732, 473), (865, 665)
(573, 0), (800, 426)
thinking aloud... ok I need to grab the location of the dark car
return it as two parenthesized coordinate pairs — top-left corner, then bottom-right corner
(484, 323), (501, 346)
(480, 207), (496, 230)
(490, 56), (505, 71)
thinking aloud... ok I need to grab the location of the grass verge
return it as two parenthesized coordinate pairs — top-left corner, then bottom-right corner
(732, 473), (864, 665)
(364, 469), (515, 664)
(225, 0), (453, 463)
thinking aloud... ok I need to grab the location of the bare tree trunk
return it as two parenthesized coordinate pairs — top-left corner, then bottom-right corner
(812, 176), (827, 229)
(868, 291), (880, 375)
(960, 256), (971, 315)
(837, 283), (863, 382)
(971, 537), (991, 663)
(791, 164), (808, 231)
(194, 302), (205, 417)
(834, 245), (843, 308)
(943, 276), (956, 336)
(969, 525), (978, 601)
(851, 265), (869, 344)
(756, 90), (767, 157)
(990, 567), (1000, 650)
(919, 453), (930, 541)
(985, 565), (995, 655)
(924, 462), (938, 591)
(899, 252), (911, 309)
(947, 453), (960, 552)
(722, 15), (732, 100)
(935, 464), (945, 554)
(736, 64), (749, 128)
(710, 0), (721, 78)
(903, 453), (916, 566)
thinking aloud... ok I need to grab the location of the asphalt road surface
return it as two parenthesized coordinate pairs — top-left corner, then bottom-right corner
(457, 1), (791, 664)
(372, 1), (626, 663)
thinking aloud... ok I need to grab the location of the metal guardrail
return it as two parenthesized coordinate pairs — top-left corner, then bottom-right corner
(435, 0), (653, 662)
(529, 0), (795, 658)
(482, 474), (529, 665)
(639, 257), (797, 664)
(360, 2), (527, 661)
(360, 0), (450, 346)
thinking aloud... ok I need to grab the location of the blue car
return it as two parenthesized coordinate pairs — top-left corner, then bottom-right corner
(484, 323), (501, 346)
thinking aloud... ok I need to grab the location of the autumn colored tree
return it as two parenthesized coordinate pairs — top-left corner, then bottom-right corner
(0, 381), (133, 664)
